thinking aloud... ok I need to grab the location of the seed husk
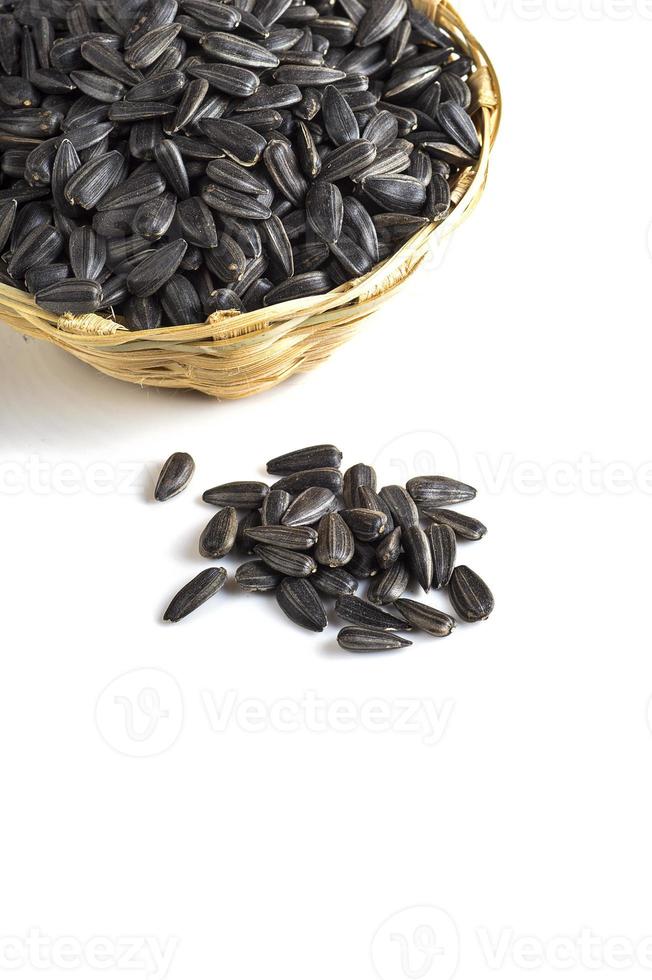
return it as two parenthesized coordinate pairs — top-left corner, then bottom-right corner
(125, 293), (163, 329)
(282, 486), (338, 526)
(394, 597), (455, 636)
(429, 522), (456, 588)
(163, 566), (227, 621)
(313, 565), (359, 597)
(8, 224), (63, 278)
(256, 544), (317, 577)
(402, 524), (432, 592)
(306, 179), (343, 244)
(126, 238), (188, 296)
(406, 475), (476, 507)
(448, 565), (494, 622)
(419, 507), (487, 541)
(201, 31), (279, 68)
(437, 98), (480, 157)
(199, 117), (266, 166)
(25, 263), (70, 294)
(133, 191), (177, 239)
(276, 576), (327, 631)
(340, 507), (387, 542)
(97, 171), (166, 211)
(314, 512), (354, 567)
(161, 273), (202, 324)
(154, 451), (195, 501)
(206, 158), (267, 196)
(379, 484), (419, 529)
(235, 559), (282, 591)
(342, 195), (379, 263)
(320, 138), (376, 181)
(322, 83), (359, 145)
(337, 626), (411, 651)
(199, 506), (238, 558)
(0, 199), (18, 253)
(266, 443), (342, 475)
(68, 225), (106, 279)
(335, 594), (409, 630)
(260, 488), (292, 525)
(246, 524), (318, 550)
(263, 269), (331, 305)
(35, 278), (102, 314)
(125, 24), (183, 70)
(203, 480), (269, 508)
(264, 138), (308, 206)
(367, 556), (409, 605)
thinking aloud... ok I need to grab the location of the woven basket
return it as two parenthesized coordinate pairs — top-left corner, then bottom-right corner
(0, 0), (501, 399)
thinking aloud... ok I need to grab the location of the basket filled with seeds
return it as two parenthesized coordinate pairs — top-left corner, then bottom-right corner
(0, 0), (501, 398)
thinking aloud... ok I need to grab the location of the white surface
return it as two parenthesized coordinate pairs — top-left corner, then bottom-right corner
(1, 4), (651, 978)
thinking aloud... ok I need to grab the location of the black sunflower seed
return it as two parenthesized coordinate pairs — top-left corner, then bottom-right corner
(313, 566), (359, 597)
(320, 138), (376, 180)
(8, 224), (62, 277)
(133, 191), (177, 239)
(379, 485), (419, 529)
(126, 238), (188, 296)
(306, 179), (343, 245)
(356, 0), (407, 47)
(267, 444), (342, 474)
(203, 481), (269, 508)
(246, 524), (318, 550)
(235, 559), (282, 592)
(155, 451), (196, 501)
(260, 489), (292, 525)
(276, 577), (327, 631)
(163, 566), (227, 621)
(419, 507), (487, 541)
(35, 278), (102, 314)
(199, 506), (238, 558)
(64, 151), (124, 209)
(429, 522), (456, 588)
(448, 565), (494, 622)
(161, 272), (203, 324)
(255, 544), (317, 577)
(406, 475), (476, 507)
(393, 598), (455, 636)
(367, 557), (409, 604)
(282, 486), (338, 526)
(402, 524), (432, 592)
(337, 626), (411, 651)
(343, 462), (376, 508)
(68, 225), (106, 279)
(375, 526), (402, 570)
(335, 595), (408, 631)
(314, 512), (354, 567)
(263, 269), (331, 305)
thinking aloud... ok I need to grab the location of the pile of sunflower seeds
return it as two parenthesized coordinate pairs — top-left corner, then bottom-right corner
(158, 444), (494, 651)
(0, 0), (480, 327)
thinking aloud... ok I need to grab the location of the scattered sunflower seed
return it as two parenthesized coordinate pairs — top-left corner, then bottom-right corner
(393, 598), (455, 636)
(163, 566), (227, 622)
(154, 451), (195, 501)
(448, 565), (494, 622)
(337, 626), (411, 652)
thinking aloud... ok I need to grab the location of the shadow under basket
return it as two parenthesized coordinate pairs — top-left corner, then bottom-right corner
(0, 0), (501, 400)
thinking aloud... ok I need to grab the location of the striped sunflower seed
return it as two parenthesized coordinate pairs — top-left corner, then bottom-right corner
(262, 214), (294, 278)
(276, 576), (327, 631)
(335, 595), (408, 631)
(7, 224), (62, 278)
(314, 512), (354, 567)
(163, 566), (227, 621)
(419, 508), (487, 541)
(266, 444), (342, 475)
(429, 522), (456, 589)
(25, 263), (70, 294)
(406, 475), (476, 507)
(133, 192), (177, 240)
(343, 462), (376, 508)
(320, 138), (377, 181)
(393, 598), (455, 636)
(246, 524), (318, 550)
(379, 485), (419, 529)
(263, 269), (331, 305)
(235, 559), (282, 591)
(337, 626), (411, 652)
(261, 488), (292, 525)
(376, 526), (402, 570)
(35, 278), (102, 314)
(282, 486), (338, 526)
(0, 199), (17, 253)
(206, 158), (267, 196)
(264, 138), (308, 206)
(342, 196), (379, 263)
(322, 83), (359, 145)
(355, 0), (407, 46)
(437, 99), (480, 157)
(161, 273), (202, 325)
(199, 506), (238, 558)
(125, 24), (183, 70)
(346, 540), (379, 579)
(68, 225), (106, 279)
(306, 179), (343, 244)
(448, 565), (494, 622)
(362, 174), (426, 213)
(256, 544), (317, 577)
(200, 31), (279, 68)
(126, 238), (188, 296)
(402, 524), (432, 592)
(199, 117), (266, 166)
(341, 507), (387, 542)
(313, 566), (358, 597)
(176, 196), (218, 248)
(189, 63), (260, 98)
(64, 151), (124, 209)
(125, 294), (163, 329)
(203, 481), (269, 508)
(367, 556), (409, 605)
(154, 453), (195, 500)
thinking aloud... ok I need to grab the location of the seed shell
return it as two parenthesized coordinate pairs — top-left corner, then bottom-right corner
(429, 522), (456, 588)
(367, 557), (409, 605)
(154, 451), (195, 500)
(393, 598), (456, 636)
(163, 566), (227, 621)
(203, 480), (269, 508)
(266, 443), (342, 475)
(407, 475), (476, 507)
(282, 486), (338, 526)
(379, 485), (419, 529)
(199, 506), (238, 558)
(235, 559), (282, 591)
(256, 544), (316, 577)
(276, 576), (328, 631)
(402, 524), (433, 592)
(314, 512), (354, 567)
(448, 565), (494, 622)
(337, 626), (411, 651)
(335, 594), (409, 631)
(246, 524), (318, 550)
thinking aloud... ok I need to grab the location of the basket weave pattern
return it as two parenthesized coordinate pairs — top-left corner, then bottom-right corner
(0, 0), (501, 399)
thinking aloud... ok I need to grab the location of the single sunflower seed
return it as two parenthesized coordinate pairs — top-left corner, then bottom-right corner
(448, 565), (494, 622)
(337, 626), (411, 651)
(163, 566), (227, 621)
(429, 522), (456, 588)
(199, 506), (238, 558)
(335, 594), (408, 630)
(154, 451), (195, 501)
(235, 559), (282, 591)
(276, 576), (327, 631)
(394, 598), (456, 636)
(282, 486), (338, 526)
(203, 481), (269, 508)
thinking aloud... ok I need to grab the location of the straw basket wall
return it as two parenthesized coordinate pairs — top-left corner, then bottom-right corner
(0, 0), (501, 399)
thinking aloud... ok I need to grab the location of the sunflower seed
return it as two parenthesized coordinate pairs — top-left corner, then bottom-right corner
(304, 179), (343, 245)
(429, 522), (456, 588)
(312, 512), (353, 566)
(64, 151), (123, 209)
(200, 30), (279, 68)
(320, 83), (359, 145)
(342, 462), (375, 508)
(35, 278), (103, 314)
(202, 483), (270, 514)
(167, 76), (208, 132)
(125, 294), (163, 329)
(337, 626), (411, 651)
(320, 138), (376, 180)
(330, 234), (373, 277)
(25, 263), (70, 294)
(260, 488), (291, 525)
(273, 64), (345, 85)
(8, 224), (62, 277)
(161, 272), (202, 323)
(282, 485), (338, 525)
(263, 138), (307, 206)
(69, 70), (126, 103)
(126, 238), (187, 296)
(255, 544), (317, 576)
(335, 594), (408, 630)
(393, 598), (455, 636)
(367, 556), (409, 604)
(133, 191), (177, 239)
(421, 508), (487, 542)
(313, 566), (358, 597)
(125, 24), (183, 70)
(448, 565), (494, 622)
(68, 226), (106, 279)
(246, 524), (318, 551)
(80, 40), (143, 86)
(276, 576), (327, 630)
(263, 269), (331, 304)
(406, 475), (476, 507)
(437, 98), (480, 157)
(163, 566), (227, 621)
(375, 526), (401, 570)
(402, 524), (432, 592)
(356, 0), (407, 46)
(199, 117), (266, 166)
(341, 195), (379, 263)
(0, 199), (18, 253)
(199, 506), (238, 558)
(155, 451), (196, 501)
(266, 444), (341, 475)
(262, 214), (294, 278)
(271, 468), (343, 498)
(379, 485), (418, 529)
(340, 507), (388, 542)
(235, 559), (282, 591)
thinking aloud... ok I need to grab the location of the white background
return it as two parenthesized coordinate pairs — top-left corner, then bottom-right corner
(1, 1), (652, 978)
